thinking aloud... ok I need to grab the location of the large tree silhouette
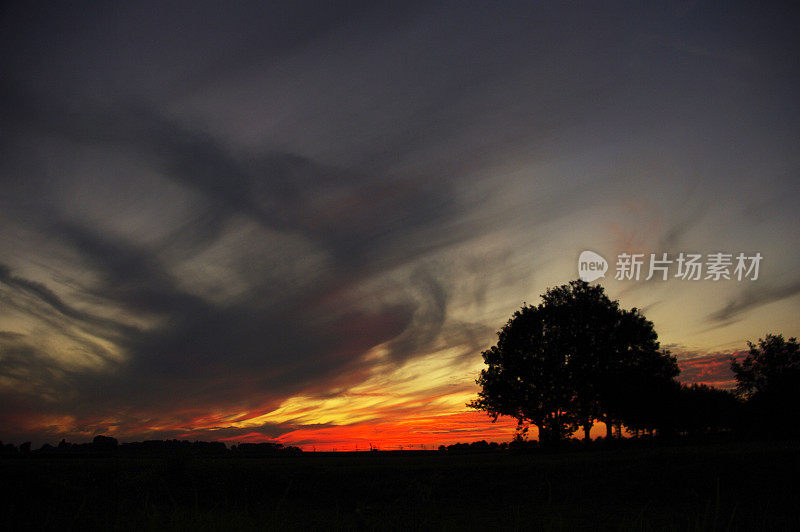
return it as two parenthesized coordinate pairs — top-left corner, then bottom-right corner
(469, 280), (678, 443)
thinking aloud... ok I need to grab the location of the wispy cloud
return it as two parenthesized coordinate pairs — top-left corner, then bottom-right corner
(707, 280), (800, 324)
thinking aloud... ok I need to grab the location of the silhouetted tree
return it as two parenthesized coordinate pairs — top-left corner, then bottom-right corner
(469, 280), (678, 443)
(731, 334), (800, 399)
(92, 434), (118, 451)
(731, 334), (800, 437)
(468, 299), (579, 443)
(675, 384), (740, 436)
(0, 442), (17, 455)
(598, 307), (678, 438)
(536, 281), (616, 441)
(233, 441), (302, 456)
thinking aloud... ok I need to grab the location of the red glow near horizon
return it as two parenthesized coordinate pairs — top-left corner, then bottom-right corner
(258, 354), (744, 450)
(215, 413), (613, 451)
(275, 412), (520, 451)
(677, 352), (745, 389)
(12, 354), (745, 449)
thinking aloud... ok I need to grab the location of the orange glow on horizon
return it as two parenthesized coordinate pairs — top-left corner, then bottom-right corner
(11, 353), (744, 449)
(216, 413), (614, 451)
(273, 411), (519, 451)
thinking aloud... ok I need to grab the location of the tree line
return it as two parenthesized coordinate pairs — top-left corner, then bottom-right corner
(469, 280), (800, 443)
(0, 436), (302, 457)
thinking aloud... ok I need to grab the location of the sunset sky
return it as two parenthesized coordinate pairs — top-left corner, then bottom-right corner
(1, 1), (798, 449)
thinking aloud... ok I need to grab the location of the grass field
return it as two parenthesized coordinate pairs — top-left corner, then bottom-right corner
(2, 440), (799, 530)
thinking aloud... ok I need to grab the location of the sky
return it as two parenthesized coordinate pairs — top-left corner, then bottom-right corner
(1, 1), (799, 449)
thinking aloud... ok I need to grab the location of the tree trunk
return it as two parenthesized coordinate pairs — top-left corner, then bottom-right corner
(553, 411), (560, 443)
(605, 419), (613, 439)
(539, 424), (551, 445)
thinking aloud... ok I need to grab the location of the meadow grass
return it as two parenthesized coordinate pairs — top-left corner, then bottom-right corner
(2, 440), (798, 530)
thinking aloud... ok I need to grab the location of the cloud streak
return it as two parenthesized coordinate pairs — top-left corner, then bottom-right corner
(707, 280), (800, 324)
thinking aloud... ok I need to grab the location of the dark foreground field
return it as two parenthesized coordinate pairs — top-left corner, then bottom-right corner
(2, 440), (799, 530)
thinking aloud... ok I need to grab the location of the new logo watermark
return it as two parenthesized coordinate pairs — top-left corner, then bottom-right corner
(578, 251), (762, 282)
(578, 251), (608, 282)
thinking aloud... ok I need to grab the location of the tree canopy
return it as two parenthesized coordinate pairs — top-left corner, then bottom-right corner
(731, 333), (800, 436)
(731, 334), (800, 400)
(469, 280), (678, 443)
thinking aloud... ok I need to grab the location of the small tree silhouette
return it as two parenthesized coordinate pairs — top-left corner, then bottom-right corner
(731, 334), (800, 400)
(675, 384), (740, 436)
(731, 333), (800, 437)
(92, 434), (119, 451)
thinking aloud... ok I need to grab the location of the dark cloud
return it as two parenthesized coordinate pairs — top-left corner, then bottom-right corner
(2, 220), (417, 403)
(707, 280), (800, 324)
(0, 80), (488, 442)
